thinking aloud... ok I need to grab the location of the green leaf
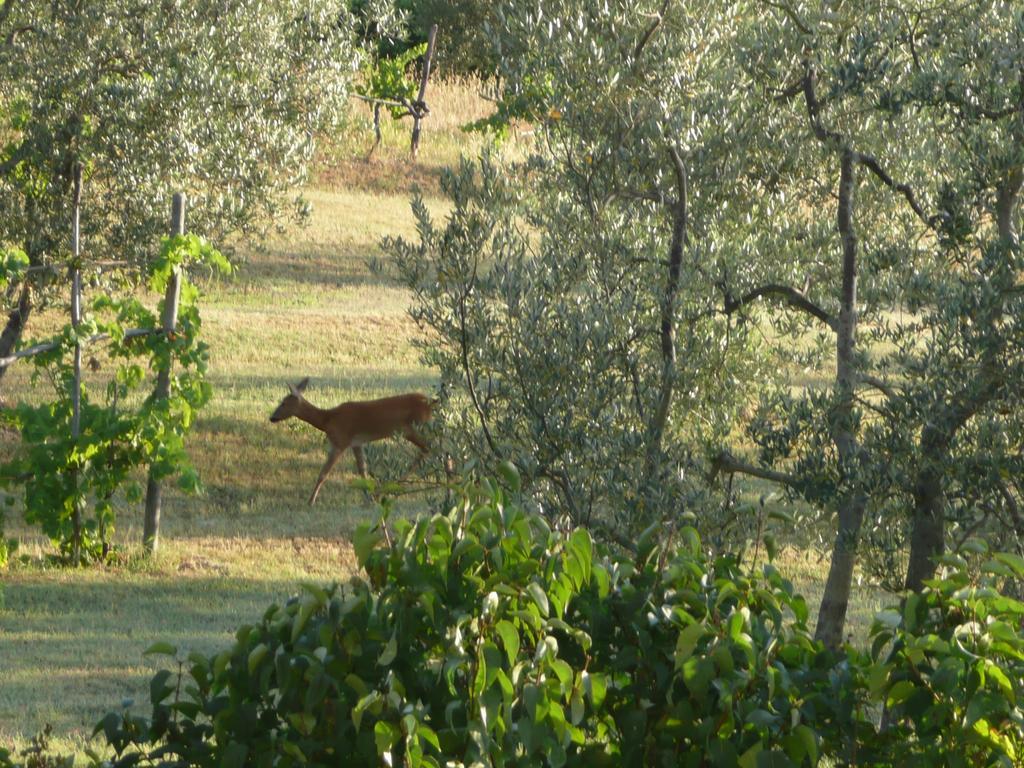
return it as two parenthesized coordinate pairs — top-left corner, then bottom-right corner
(292, 599), (316, 643)
(738, 741), (762, 768)
(143, 641), (178, 657)
(353, 524), (385, 568)
(247, 643), (268, 675)
(874, 609), (902, 631)
(149, 669), (174, 705)
(497, 460), (521, 493)
(674, 622), (706, 668)
(745, 709), (777, 728)
(886, 680), (916, 708)
(526, 582), (550, 617)
(495, 619), (520, 665)
(794, 724), (818, 765)
(374, 720), (400, 755)
(993, 552), (1024, 579)
(378, 633), (398, 667)
(549, 658), (573, 687)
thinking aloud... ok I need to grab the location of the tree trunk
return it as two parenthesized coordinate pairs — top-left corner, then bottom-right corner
(0, 192), (48, 389)
(0, 282), (33, 387)
(904, 430), (946, 591)
(903, 169), (1020, 590)
(646, 147), (688, 472)
(815, 149), (866, 650)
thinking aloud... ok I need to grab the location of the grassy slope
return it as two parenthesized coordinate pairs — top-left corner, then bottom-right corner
(0, 81), (885, 758)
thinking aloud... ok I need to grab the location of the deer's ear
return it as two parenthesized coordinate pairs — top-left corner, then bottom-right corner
(295, 377), (310, 394)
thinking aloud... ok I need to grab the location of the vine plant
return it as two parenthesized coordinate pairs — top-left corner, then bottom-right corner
(0, 234), (230, 564)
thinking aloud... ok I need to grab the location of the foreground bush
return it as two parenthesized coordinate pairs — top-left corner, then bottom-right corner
(87, 477), (838, 767)
(867, 550), (1024, 767)
(6, 477), (1010, 767)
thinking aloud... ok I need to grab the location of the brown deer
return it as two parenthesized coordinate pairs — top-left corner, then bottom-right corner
(270, 377), (435, 504)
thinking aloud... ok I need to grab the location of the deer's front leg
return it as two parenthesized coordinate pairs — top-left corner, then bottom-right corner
(309, 444), (345, 505)
(402, 428), (430, 473)
(352, 445), (368, 477)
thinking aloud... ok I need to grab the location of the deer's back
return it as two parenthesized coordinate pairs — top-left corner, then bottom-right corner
(330, 393), (433, 442)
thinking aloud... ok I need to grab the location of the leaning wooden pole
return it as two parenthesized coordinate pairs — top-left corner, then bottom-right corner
(410, 24), (438, 160)
(70, 163), (84, 563)
(143, 193), (185, 553)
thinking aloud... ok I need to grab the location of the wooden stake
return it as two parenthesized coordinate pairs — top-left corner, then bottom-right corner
(70, 163), (83, 563)
(143, 193), (185, 553)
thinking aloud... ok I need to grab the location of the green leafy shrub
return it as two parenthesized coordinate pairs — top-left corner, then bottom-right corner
(96, 475), (852, 767)
(0, 234), (230, 562)
(868, 550), (1024, 767)
(357, 43), (428, 118)
(87, 476), (1024, 766)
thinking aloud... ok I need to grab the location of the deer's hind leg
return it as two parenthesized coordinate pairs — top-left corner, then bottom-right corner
(352, 445), (368, 478)
(309, 443), (346, 505)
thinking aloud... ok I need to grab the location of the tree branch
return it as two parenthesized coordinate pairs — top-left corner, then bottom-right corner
(457, 284), (500, 458)
(762, 0), (812, 35)
(855, 151), (934, 229)
(646, 144), (688, 464)
(0, 327), (159, 369)
(723, 283), (836, 329)
(802, 59), (842, 146)
(633, 0), (671, 61)
(857, 373), (898, 400)
(710, 451), (801, 489)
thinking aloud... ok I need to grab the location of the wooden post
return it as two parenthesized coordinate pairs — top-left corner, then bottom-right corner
(410, 24), (438, 160)
(70, 163), (83, 563)
(368, 102), (383, 160)
(143, 193), (185, 553)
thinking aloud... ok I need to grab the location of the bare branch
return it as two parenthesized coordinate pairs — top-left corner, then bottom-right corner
(723, 283), (836, 329)
(633, 0), (671, 61)
(711, 451), (801, 489)
(857, 373), (898, 400)
(855, 151), (934, 229)
(3, 23), (34, 46)
(0, 327), (159, 369)
(773, 77), (804, 104)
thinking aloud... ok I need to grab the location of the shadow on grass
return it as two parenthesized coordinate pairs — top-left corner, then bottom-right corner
(203, 370), (438, 400)
(229, 242), (395, 291)
(0, 575), (335, 741)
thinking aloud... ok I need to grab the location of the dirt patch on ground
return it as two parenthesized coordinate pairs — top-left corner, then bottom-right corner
(316, 157), (444, 197)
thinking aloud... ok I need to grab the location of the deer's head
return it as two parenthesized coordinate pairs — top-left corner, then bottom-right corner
(269, 377), (310, 422)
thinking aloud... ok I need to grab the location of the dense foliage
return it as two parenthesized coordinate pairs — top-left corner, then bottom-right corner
(0, 0), (356, 375)
(389, 0), (1024, 648)
(0, 234), (230, 562)
(0, 478), (998, 767)
(388, 2), (764, 538)
(868, 546), (1024, 765)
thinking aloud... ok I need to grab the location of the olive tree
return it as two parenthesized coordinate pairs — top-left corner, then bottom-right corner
(0, 0), (358, 376)
(388, 1), (768, 537)
(716, 0), (1023, 646)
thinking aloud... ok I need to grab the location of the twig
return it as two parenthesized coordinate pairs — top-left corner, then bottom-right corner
(0, 327), (160, 369)
(855, 152), (933, 229)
